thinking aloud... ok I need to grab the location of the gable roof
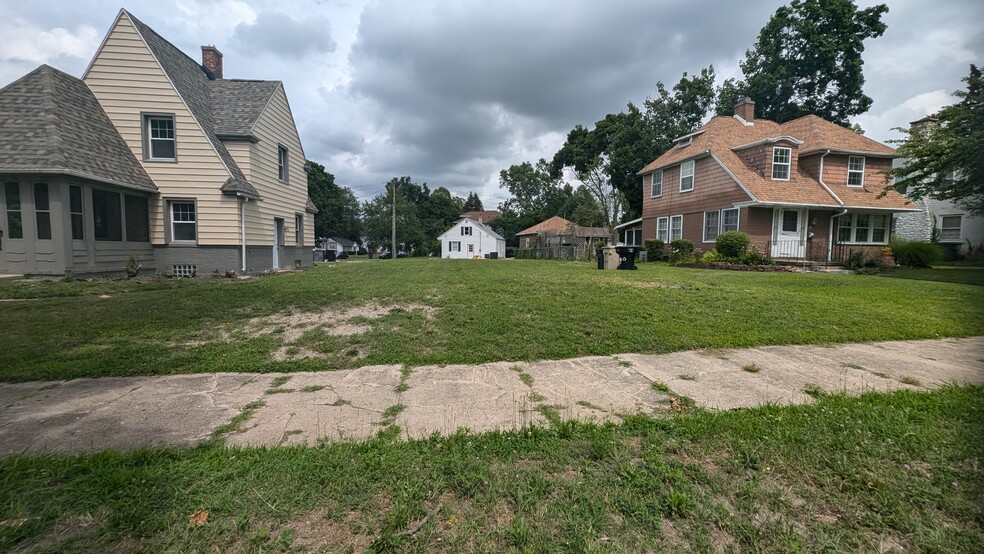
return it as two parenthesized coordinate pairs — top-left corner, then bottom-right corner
(123, 10), (260, 199)
(438, 217), (505, 241)
(209, 79), (282, 139)
(516, 215), (573, 236)
(639, 114), (909, 210)
(459, 210), (501, 223)
(329, 237), (356, 248)
(0, 65), (155, 191)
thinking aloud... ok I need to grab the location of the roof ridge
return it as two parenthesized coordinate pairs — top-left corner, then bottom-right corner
(122, 9), (210, 79)
(39, 66), (67, 167)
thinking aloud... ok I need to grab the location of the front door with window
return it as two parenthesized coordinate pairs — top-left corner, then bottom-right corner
(771, 208), (806, 258)
(273, 218), (284, 269)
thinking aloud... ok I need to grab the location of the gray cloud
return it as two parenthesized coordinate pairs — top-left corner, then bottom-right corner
(234, 11), (336, 58)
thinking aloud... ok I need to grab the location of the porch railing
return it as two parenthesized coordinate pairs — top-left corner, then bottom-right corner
(766, 240), (850, 265)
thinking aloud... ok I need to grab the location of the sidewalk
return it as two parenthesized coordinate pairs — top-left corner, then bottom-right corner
(1, 337), (982, 455)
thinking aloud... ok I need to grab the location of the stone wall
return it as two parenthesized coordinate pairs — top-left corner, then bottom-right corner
(893, 198), (933, 242)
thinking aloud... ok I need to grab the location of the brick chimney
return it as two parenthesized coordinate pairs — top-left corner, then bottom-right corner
(734, 97), (756, 121)
(201, 45), (223, 79)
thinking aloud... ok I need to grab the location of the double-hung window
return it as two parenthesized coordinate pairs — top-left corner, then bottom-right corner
(461, 226), (472, 236)
(847, 156), (865, 186)
(939, 215), (962, 242)
(656, 217), (669, 242)
(295, 214), (304, 245)
(837, 213), (888, 244)
(650, 170), (663, 198)
(170, 201), (197, 242)
(772, 147), (791, 180)
(670, 215), (683, 241)
(34, 183), (51, 240)
(278, 146), (289, 182)
(721, 208), (739, 233)
(703, 211), (720, 242)
(449, 241), (461, 252)
(679, 161), (694, 192)
(70, 185), (84, 240)
(144, 114), (176, 161)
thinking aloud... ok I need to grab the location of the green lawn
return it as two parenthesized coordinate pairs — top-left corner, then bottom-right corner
(2, 259), (983, 382)
(2, 387), (981, 552)
(888, 265), (984, 286)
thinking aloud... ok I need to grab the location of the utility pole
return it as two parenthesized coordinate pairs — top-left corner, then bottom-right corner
(391, 179), (396, 259)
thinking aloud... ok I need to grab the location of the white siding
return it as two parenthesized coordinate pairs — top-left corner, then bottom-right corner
(439, 219), (505, 259)
(83, 13), (237, 245)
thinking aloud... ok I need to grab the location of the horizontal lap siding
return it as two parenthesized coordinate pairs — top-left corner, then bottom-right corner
(822, 155), (892, 191)
(641, 157), (752, 245)
(84, 14), (237, 246)
(242, 87), (312, 247)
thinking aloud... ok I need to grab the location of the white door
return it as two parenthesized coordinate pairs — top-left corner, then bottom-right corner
(771, 208), (805, 258)
(273, 218), (284, 268)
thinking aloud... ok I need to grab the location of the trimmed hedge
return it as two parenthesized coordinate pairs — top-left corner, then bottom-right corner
(890, 238), (941, 268)
(715, 231), (750, 258)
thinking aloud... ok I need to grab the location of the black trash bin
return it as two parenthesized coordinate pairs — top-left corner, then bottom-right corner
(615, 246), (638, 270)
(325, 250), (337, 262)
(596, 248), (605, 270)
(490, 252), (498, 259)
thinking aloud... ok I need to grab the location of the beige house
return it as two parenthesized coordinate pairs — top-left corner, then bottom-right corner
(0, 9), (316, 276)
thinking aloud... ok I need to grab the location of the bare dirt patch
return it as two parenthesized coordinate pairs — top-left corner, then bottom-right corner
(286, 509), (373, 553)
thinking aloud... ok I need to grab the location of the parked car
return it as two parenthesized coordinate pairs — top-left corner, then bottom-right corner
(337, 251), (349, 260)
(379, 251), (391, 259)
(396, 251), (409, 258)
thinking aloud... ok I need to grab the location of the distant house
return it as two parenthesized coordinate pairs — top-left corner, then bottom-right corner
(0, 9), (317, 277)
(636, 98), (918, 262)
(438, 217), (505, 259)
(459, 210), (501, 224)
(516, 216), (611, 249)
(322, 237), (358, 254)
(893, 118), (984, 257)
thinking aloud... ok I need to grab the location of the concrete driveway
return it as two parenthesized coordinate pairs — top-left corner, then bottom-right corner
(1, 337), (982, 455)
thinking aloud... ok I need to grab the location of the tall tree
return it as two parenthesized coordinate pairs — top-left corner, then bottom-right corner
(462, 191), (484, 211)
(306, 160), (361, 242)
(496, 159), (576, 245)
(361, 177), (470, 255)
(552, 68), (716, 219)
(718, 0), (888, 124)
(889, 65), (984, 216)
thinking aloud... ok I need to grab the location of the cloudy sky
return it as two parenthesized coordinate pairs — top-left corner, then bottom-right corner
(1, 0), (980, 206)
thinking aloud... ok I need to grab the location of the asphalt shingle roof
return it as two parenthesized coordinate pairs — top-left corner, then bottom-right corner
(516, 216), (574, 236)
(0, 65), (156, 191)
(209, 79), (281, 138)
(125, 10), (260, 199)
(639, 114), (910, 210)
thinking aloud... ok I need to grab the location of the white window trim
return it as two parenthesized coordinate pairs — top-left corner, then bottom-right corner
(656, 216), (669, 242)
(721, 207), (740, 233)
(278, 145), (289, 183)
(670, 214), (684, 241)
(169, 200), (197, 244)
(461, 226), (472, 236)
(836, 213), (889, 245)
(847, 156), (865, 187)
(679, 161), (695, 193)
(772, 147), (791, 181)
(142, 113), (176, 162)
(938, 214), (963, 243)
(650, 169), (663, 198)
(702, 211), (720, 243)
(449, 241), (461, 252)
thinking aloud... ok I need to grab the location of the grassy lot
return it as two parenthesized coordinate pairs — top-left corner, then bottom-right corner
(2, 259), (983, 382)
(888, 265), (984, 286)
(1, 386), (981, 552)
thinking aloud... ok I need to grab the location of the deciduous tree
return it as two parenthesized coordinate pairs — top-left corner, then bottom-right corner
(889, 65), (984, 216)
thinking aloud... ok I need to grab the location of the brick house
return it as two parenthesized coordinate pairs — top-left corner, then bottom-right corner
(636, 98), (919, 262)
(0, 9), (317, 276)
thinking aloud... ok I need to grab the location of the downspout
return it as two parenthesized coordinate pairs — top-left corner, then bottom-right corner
(818, 150), (846, 263)
(239, 195), (248, 273)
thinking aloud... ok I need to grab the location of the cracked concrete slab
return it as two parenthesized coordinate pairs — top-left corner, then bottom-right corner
(0, 337), (981, 454)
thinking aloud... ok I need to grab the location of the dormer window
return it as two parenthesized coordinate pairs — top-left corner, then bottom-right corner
(772, 147), (791, 180)
(848, 156), (865, 187)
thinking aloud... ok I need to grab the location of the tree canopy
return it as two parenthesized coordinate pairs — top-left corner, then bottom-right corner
(463, 191), (484, 211)
(361, 177), (468, 255)
(717, 0), (888, 125)
(306, 160), (361, 242)
(889, 65), (984, 216)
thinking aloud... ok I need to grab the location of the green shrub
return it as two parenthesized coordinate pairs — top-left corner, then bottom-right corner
(668, 239), (695, 264)
(644, 239), (664, 262)
(846, 249), (866, 270)
(889, 237), (941, 268)
(740, 247), (773, 266)
(715, 231), (750, 258)
(701, 249), (726, 263)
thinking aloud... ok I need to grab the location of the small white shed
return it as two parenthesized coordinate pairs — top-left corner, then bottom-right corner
(437, 217), (506, 259)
